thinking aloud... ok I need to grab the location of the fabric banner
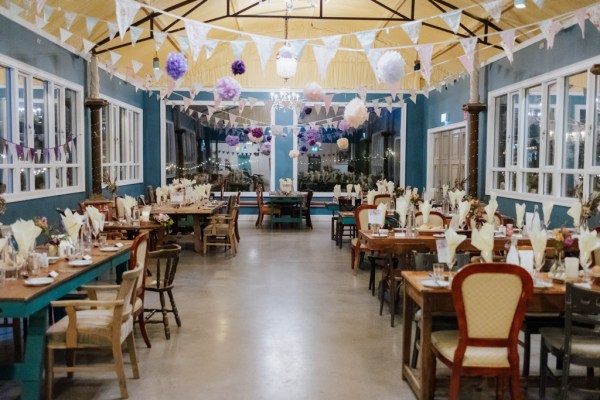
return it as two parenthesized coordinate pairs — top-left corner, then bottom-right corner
(540, 20), (561, 49)
(385, 96), (393, 113)
(357, 86), (367, 101)
(183, 97), (192, 111)
(230, 40), (247, 59)
(184, 20), (211, 61)
(587, 4), (600, 31)
(153, 30), (168, 51)
(43, 5), (54, 22)
(205, 39), (218, 59)
(440, 9), (462, 34)
(499, 29), (515, 63)
(109, 51), (122, 66)
(206, 106), (216, 120)
(229, 114), (237, 127)
(59, 28), (72, 43)
(82, 38), (95, 55)
(387, 83), (399, 101)
(177, 35), (189, 53)
(333, 105), (340, 115)
(458, 54), (474, 75)
(314, 104), (322, 115)
(417, 43), (434, 85)
(115, 0), (141, 40)
(410, 93), (417, 104)
(252, 35), (277, 71)
(64, 11), (76, 29)
(355, 30), (377, 52)
(132, 60), (143, 73)
(248, 97), (257, 109)
(482, 0), (503, 23)
(402, 20), (422, 44)
(290, 39), (308, 61)
(36, 0), (46, 15)
(129, 26), (144, 46)
(324, 94), (334, 114)
(86, 16), (98, 36)
(460, 36), (477, 61)
(366, 48), (386, 81)
(35, 16), (47, 29)
(312, 45), (336, 80)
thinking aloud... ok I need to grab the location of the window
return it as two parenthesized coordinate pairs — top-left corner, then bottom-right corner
(488, 59), (600, 204)
(100, 97), (143, 185)
(0, 57), (84, 201)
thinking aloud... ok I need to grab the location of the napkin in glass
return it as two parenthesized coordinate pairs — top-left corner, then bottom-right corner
(387, 181), (395, 195)
(471, 223), (495, 262)
(448, 190), (457, 209)
(485, 191), (498, 223)
(442, 184), (449, 198)
(333, 185), (342, 199)
(367, 190), (377, 205)
(458, 201), (470, 228)
(354, 184), (361, 197)
(11, 219), (42, 257)
(578, 228), (600, 266)
(515, 203), (526, 228)
(85, 206), (103, 235)
(346, 183), (354, 197)
(61, 209), (84, 245)
(122, 195), (137, 219)
(567, 202), (582, 227)
(419, 200), (432, 225)
(444, 227), (467, 264)
(542, 200), (554, 227)
(377, 202), (387, 225)
(396, 197), (408, 227)
(528, 228), (548, 267)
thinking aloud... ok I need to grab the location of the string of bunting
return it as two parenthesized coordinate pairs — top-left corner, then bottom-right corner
(0, 135), (80, 163)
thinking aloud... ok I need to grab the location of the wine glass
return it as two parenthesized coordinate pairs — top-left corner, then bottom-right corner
(580, 252), (592, 283)
(447, 252), (457, 283)
(533, 250), (545, 285)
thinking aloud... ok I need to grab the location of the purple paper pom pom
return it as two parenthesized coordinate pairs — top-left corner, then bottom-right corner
(308, 139), (316, 146)
(225, 135), (239, 146)
(251, 127), (264, 138)
(215, 76), (241, 101)
(165, 52), (188, 80)
(266, 135), (272, 142)
(304, 107), (312, 115)
(297, 132), (305, 140)
(305, 128), (321, 144)
(231, 60), (246, 75)
(299, 145), (309, 154)
(263, 142), (272, 151)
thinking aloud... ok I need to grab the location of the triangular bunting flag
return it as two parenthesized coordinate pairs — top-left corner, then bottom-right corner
(289, 39), (308, 61)
(59, 28), (72, 43)
(86, 16), (98, 36)
(36, 0), (46, 15)
(129, 26), (144, 46)
(482, 0), (503, 23)
(82, 38), (95, 55)
(324, 94), (334, 114)
(355, 30), (377, 52)
(205, 39), (218, 59)
(312, 45), (337, 80)
(417, 44), (434, 85)
(314, 104), (322, 115)
(539, 20), (561, 49)
(248, 97), (257, 109)
(263, 99), (273, 111)
(230, 40), (247, 59)
(460, 36), (478, 61)
(35, 16), (47, 29)
(440, 9), (462, 34)
(107, 22), (119, 41)
(458, 54), (474, 75)
(374, 107), (381, 117)
(587, 4), (600, 31)
(206, 106), (216, 120)
(372, 99), (379, 112)
(166, 80), (175, 97)
(357, 87), (367, 101)
(192, 83), (203, 97)
(238, 98), (247, 113)
(131, 60), (143, 73)
(184, 19), (211, 61)
(499, 29), (515, 63)
(229, 114), (237, 127)
(251, 35), (277, 71)
(575, 8), (586, 38)
(115, 0), (141, 40)
(402, 20), (421, 44)
(64, 12), (76, 29)
(410, 93), (417, 104)
(385, 96), (393, 113)
(366, 48), (386, 81)
(153, 30), (168, 51)
(177, 35), (189, 53)
(214, 95), (222, 108)
(183, 97), (192, 111)
(43, 5), (53, 22)
(333, 105), (340, 115)
(387, 83), (399, 100)
(8, 4), (24, 17)
(109, 51), (122, 65)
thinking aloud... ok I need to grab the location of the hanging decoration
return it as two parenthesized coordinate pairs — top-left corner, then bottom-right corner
(344, 98), (368, 128)
(499, 29), (516, 63)
(338, 119), (350, 131)
(303, 82), (324, 101)
(337, 138), (349, 150)
(376, 51), (405, 85)
(225, 135), (239, 146)
(215, 76), (241, 101)
(165, 52), (188, 80)
(304, 128), (322, 146)
(249, 127), (264, 143)
(231, 60), (246, 75)
(276, 44), (298, 79)
(289, 149), (299, 159)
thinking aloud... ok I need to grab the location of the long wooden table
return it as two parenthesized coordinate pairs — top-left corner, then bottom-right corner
(151, 202), (225, 253)
(401, 271), (566, 400)
(0, 241), (132, 400)
(268, 194), (305, 228)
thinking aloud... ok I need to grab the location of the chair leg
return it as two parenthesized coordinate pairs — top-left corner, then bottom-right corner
(449, 369), (461, 400)
(428, 348), (438, 398)
(510, 364), (523, 400)
(369, 258), (376, 295)
(539, 339), (549, 399)
(112, 340), (129, 399)
(159, 292), (170, 340)
(12, 318), (22, 362)
(522, 330), (531, 377)
(46, 347), (54, 400)
(138, 313), (152, 348)
(379, 274), (387, 316)
(390, 279), (397, 327)
(235, 222), (240, 242)
(167, 290), (181, 327)
(126, 332), (140, 379)
(559, 354), (571, 400)
(203, 237), (207, 255)
(66, 349), (75, 378)
(411, 323), (421, 368)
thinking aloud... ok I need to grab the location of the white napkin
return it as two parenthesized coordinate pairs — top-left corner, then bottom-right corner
(419, 200), (432, 225)
(155, 187), (162, 203)
(471, 223), (495, 262)
(528, 228), (548, 267)
(579, 228), (600, 266)
(367, 190), (377, 205)
(85, 206), (102, 235)
(346, 183), (353, 197)
(518, 250), (534, 273)
(377, 202), (387, 225)
(0, 238), (7, 254)
(354, 184), (361, 197)
(61, 209), (84, 246)
(376, 180), (385, 193)
(396, 197), (408, 227)
(515, 203), (526, 228)
(445, 227), (467, 264)
(442, 184), (449, 198)
(387, 181), (395, 195)
(333, 185), (342, 199)
(412, 187), (419, 196)
(485, 191), (498, 223)
(123, 195), (137, 219)
(567, 202), (582, 227)
(448, 191), (457, 209)
(458, 201), (470, 227)
(542, 200), (554, 227)
(11, 219), (42, 257)
(203, 184), (212, 198)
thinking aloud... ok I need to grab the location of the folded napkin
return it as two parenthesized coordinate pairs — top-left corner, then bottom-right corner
(412, 187), (419, 196)
(11, 219), (42, 257)
(333, 184), (342, 199)
(528, 228), (548, 267)
(376, 180), (385, 194)
(445, 228), (467, 265)
(387, 181), (395, 195)
(515, 203), (526, 228)
(61, 209), (84, 246)
(542, 200), (554, 227)
(155, 187), (163, 203)
(367, 190), (377, 205)
(458, 201), (470, 228)
(0, 238), (7, 254)
(377, 202), (387, 225)
(567, 202), (582, 227)
(471, 223), (495, 262)
(448, 190), (457, 209)
(419, 200), (432, 225)
(354, 184), (361, 197)
(85, 206), (103, 235)
(123, 195), (137, 219)
(346, 183), (353, 197)
(485, 191), (498, 224)
(396, 197), (408, 227)
(442, 184), (449, 198)
(578, 228), (600, 266)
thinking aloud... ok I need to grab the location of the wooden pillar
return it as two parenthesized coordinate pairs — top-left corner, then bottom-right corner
(85, 56), (107, 200)
(462, 103), (486, 198)
(173, 109), (185, 179)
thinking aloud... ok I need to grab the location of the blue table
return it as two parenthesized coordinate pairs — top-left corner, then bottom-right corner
(269, 194), (305, 228)
(0, 243), (131, 399)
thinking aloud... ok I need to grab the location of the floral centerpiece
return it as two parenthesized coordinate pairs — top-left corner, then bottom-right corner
(34, 216), (62, 244)
(574, 178), (600, 229)
(153, 213), (173, 228)
(550, 227), (574, 278)
(395, 187), (405, 197)
(409, 191), (420, 207)
(468, 198), (486, 229)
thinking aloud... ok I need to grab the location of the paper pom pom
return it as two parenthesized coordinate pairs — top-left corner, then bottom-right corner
(215, 76), (241, 101)
(303, 82), (324, 101)
(305, 128), (321, 147)
(337, 137), (349, 150)
(165, 52), (188, 80)
(304, 107), (312, 115)
(299, 145), (309, 154)
(281, 132), (288, 138)
(262, 142), (272, 151)
(266, 135), (272, 142)
(289, 150), (299, 158)
(231, 60), (246, 75)
(338, 120), (350, 131)
(261, 149), (271, 156)
(225, 135), (239, 146)
(344, 98), (369, 128)
(376, 51), (405, 85)
(248, 127), (264, 143)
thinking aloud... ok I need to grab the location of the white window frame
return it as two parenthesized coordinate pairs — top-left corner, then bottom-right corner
(0, 54), (84, 202)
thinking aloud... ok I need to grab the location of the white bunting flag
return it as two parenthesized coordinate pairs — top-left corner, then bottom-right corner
(357, 86), (368, 101)
(36, 0), (45, 15)
(312, 45), (336, 80)
(482, 0), (503, 23)
(59, 28), (72, 43)
(417, 43), (434, 85)
(107, 22), (118, 41)
(177, 35), (189, 53)
(35, 16), (47, 29)
(166, 80), (175, 97)
(184, 20), (211, 61)
(64, 12), (76, 29)
(440, 9), (462, 34)
(248, 97), (257, 109)
(205, 39), (218, 59)
(385, 96), (393, 113)
(587, 4), (600, 31)
(109, 51), (122, 66)
(252, 35), (278, 71)
(192, 83), (203, 97)
(458, 54), (474, 75)
(263, 99), (274, 112)
(238, 98), (247, 113)
(540, 20), (561, 49)
(230, 40), (247, 59)
(366, 48), (386, 81)
(324, 94), (334, 114)
(387, 83), (399, 101)
(115, 0), (141, 40)
(372, 99), (379, 113)
(333, 105), (340, 115)
(499, 29), (515, 63)
(460, 36), (478, 61)
(131, 60), (143, 73)
(575, 8), (587, 38)
(43, 5), (53, 22)
(314, 104), (322, 115)
(153, 30), (168, 51)
(182, 97), (191, 111)
(402, 20), (422, 44)
(86, 16), (99, 36)
(374, 107), (381, 117)
(82, 38), (95, 55)
(290, 39), (308, 61)
(206, 106), (216, 120)
(410, 92), (417, 104)
(8, 4), (24, 17)
(355, 30), (377, 52)
(129, 26), (143, 46)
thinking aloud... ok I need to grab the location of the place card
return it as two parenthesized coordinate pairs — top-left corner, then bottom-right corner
(115, 242), (123, 248)
(83, 255), (92, 260)
(48, 270), (58, 278)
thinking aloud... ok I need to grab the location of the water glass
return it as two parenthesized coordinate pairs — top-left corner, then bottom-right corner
(26, 253), (39, 277)
(36, 252), (49, 276)
(433, 263), (445, 284)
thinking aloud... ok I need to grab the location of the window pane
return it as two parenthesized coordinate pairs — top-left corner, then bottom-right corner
(525, 85), (541, 168)
(561, 173), (579, 198)
(563, 72), (587, 169)
(591, 175), (600, 193)
(20, 168), (30, 191)
(508, 171), (517, 192)
(542, 173), (553, 196)
(524, 172), (539, 193)
(18, 74), (27, 149)
(32, 77), (47, 163)
(1, 169), (13, 193)
(55, 167), (63, 188)
(495, 95), (507, 168)
(101, 105), (110, 163)
(510, 93), (520, 166)
(544, 82), (556, 166)
(67, 167), (77, 186)
(53, 87), (61, 147)
(0, 66), (8, 164)
(493, 171), (505, 190)
(34, 167), (48, 190)
(594, 76), (600, 166)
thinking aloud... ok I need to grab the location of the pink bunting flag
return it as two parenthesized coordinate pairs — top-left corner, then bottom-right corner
(116, 0), (141, 41)
(575, 8), (587, 38)
(587, 4), (600, 31)
(314, 104), (322, 115)
(499, 29), (515, 63)
(417, 44), (434, 85)
(166, 80), (175, 97)
(184, 20), (211, 62)
(458, 54), (474, 75)
(206, 106), (216, 120)
(238, 98), (247, 113)
(214, 95), (222, 108)
(539, 20), (562, 49)
(324, 94), (334, 114)
(387, 83), (399, 101)
(183, 97), (192, 111)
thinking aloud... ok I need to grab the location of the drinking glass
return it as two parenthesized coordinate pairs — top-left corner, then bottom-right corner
(533, 250), (545, 284)
(447, 253), (457, 283)
(433, 263), (445, 285)
(581, 253), (592, 283)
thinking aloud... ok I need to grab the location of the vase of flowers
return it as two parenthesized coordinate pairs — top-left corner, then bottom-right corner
(549, 228), (573, 278)
(575, 178), (600, 231)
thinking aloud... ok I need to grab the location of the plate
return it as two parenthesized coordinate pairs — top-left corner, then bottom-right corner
(371, 233), (388, 238)
(68, 259), (93, 267)
(433, 233), (445, 238)
(100, 246), (120, 252)
(416, 227), (445, 234)
(534, 281), (553, 289)
(421, 279), (450, 288)
(47, 256), (59, 264)
(25, 277), (54, 286)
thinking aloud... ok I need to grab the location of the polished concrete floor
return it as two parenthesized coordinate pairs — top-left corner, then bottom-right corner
(0, 221), (595, 399)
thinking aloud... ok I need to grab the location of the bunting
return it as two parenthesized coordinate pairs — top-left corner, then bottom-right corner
(42, 5), (54, 22)
(59, 28), (72, 43)
(131, 60), (143, 73)
(153, 30), (168, 51)
(35, 16), (47, 29)
(205, 39), (218, 59)
(184, 20), (211, 61)
(312, 45), (336, 80)
(290, 39), (308, 61)
(107, 22), (119, 41)
(587, 4), (600, 31)
(482, 0), (503, 23)
(64, 12), (76, 29)
(115, 0), (141, 40)
(440, 9), (462, 34)
(458, 54), (474, 75)
(540, 20), (561, 49)
(86, 16), (98, 36)
(129, 26), (144, 46)
(355, 30), (377, 52)
(35, 0), (45, 15)
(230, 40), (247, 59)
(417, 43), (434, 85)
(402, 20), (421, 44)
(176, 35), (189, 53)
(324, 94), (334, 114)
(575, 8), (586, 38)
(366, 48), (386, 81)
(82, 38), (95, 55)
(499, 29), (515, 63)
(109, 51), (122, 65)
(252, 35), (278, 72)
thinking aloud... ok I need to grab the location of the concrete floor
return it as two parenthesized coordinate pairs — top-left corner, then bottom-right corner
(0, 221), (596, 399)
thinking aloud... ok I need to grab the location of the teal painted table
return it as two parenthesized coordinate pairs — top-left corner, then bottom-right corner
(0, 243), (132, 399)
(269, 194), (305, 228)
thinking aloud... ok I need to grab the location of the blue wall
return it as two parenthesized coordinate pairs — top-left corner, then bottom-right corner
(404, 94), (426, 188)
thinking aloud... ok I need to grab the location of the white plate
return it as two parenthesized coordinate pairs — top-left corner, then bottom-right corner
(47, 256), (59, 264)
(68, 259), (93, 267)
(421, 279), (450, 288)
(25, 277), (54, 286)
(534, 281), (553, 289)
(100, 246), (120, 252)
(371, 233), (388, 238)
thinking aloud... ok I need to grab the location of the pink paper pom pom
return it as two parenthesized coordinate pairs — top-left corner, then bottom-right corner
(343, 98), (369, 128)
(303, 82), (324, 101)
(215, 76), (241, 101)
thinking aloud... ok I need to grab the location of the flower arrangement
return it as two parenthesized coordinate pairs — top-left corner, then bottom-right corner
(468, 198), (486, 228)
(34, 216), (61, 243)
(165, 52), (188, 80)
(409, 192), (420, 207)
(453, 177), (467, 191)
(574, 178), (600, 219)
(0, 185), (6, 215)
(215, 76), (241, 101)
(395, 187), (405, 197)
(248, 127), (264, 143)
(103, 173), (118, 197)
(289, 149), (299, 158)
(153, 213), (173, 227)
(552, 228), (574, 253)
(231, 60), (246, 75)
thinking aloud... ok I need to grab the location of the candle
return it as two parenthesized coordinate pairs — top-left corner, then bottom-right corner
(565, 257), (579, 279)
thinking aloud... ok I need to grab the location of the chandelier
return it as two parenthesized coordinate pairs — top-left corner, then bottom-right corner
(270, 87), (299, 110)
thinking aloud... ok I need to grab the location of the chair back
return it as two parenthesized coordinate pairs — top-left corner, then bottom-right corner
(374, 194), (391, 208)
(256, 185), (264, 208)
(146, 185), (156, 204)
(565, 282), (600, 334)
(413, 252), (439, 271)
(452, 263), (532, 350)
(305, 190), (313, 209)
(415, 211), (445, 228)
(338, 196), (356, 211)
(147, 244), (181, 290)
(129, 232), (150, 302)
(118, 267), (143, 319)
(354, 204), (377, 231)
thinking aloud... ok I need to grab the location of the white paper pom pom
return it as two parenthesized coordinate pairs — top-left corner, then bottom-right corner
(303, 82), (324, 101)
(376, 51), (405, 85)
(289, 149), (299, 159)
(344, 98), (369, 128)
(337, 138), (349, 150)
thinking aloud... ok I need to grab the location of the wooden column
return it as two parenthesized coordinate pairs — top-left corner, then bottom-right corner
(462, 103), (486, 198)
(85, 56), (107, 200)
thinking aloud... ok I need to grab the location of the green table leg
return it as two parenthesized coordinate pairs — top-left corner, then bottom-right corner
(18, 308), (46, 400)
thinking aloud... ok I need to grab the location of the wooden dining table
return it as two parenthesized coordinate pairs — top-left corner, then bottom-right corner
(103, 220), (164, 249)
(151, 201), (225, 253)
(268, 193), (305, 228)
(0, 241), (132, 400)
(401, 271), (567, 400)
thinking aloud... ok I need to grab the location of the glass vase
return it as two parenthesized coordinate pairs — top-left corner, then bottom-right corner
(580, 216), (589, 232)
(549, 250), (565, 279)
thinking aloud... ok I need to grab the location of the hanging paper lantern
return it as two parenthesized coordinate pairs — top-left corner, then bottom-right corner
(338, 119), (350, 131)
(165, 52), (188, 80)
(289, 149), (299, 158)
(376, 51), (405, 84)
(215, 76), (241, 101)
(344, 98), (369, 128)
(276, 44), (297, 79)
(231, 60), (246, 75)
(337, 137), (349, 150)
(303, 82), (324, 101)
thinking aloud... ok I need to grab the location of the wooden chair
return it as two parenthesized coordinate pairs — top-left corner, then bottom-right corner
(46, 267), (142, 399)
(302, 190), (313, 229)
(144, 244), (182, 340)
(79, 199), (114, 222)
(469, 212), (504, 230)
(373, 194), (391, 208)
(255, 185), (280, 228)
(540, 283), (600, 399)
(415, 211), (446, 228)
(351, 205), (377, 271)
(428, 263), (533, 399)
(127, 232), (151, 348)
(203, 206), (238, 255)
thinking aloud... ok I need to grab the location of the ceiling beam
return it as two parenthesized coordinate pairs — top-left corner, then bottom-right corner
(368, 0), (411, 21)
